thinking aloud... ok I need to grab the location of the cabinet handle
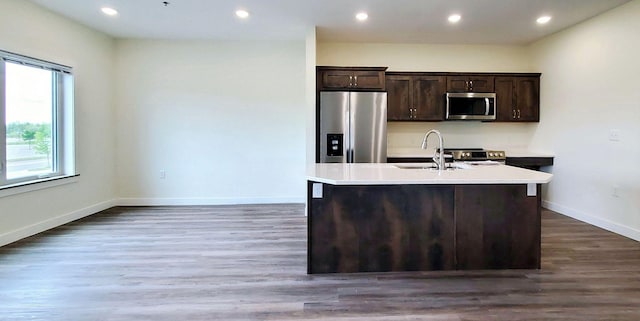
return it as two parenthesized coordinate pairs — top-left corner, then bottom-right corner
(349, 75), (353, 87)
(354, 75), (358, 87)
(469, 80), (474, 91)
(517, 109), (521, 119)
(409, 108), (413, 119)
(512, 109), (517, 119)
(465, 81), (469, 91)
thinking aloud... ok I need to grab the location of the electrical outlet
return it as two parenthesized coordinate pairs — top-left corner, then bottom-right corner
(160, 170), (166, 179)
(609, 129), (621, 142)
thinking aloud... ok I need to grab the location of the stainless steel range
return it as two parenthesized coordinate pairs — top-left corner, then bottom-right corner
(440, 148), (506, 164)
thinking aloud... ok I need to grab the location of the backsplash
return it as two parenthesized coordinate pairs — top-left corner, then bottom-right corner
(387, 121), (538, 150)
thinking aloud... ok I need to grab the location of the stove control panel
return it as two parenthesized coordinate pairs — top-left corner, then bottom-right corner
(449, 150), (506, 161)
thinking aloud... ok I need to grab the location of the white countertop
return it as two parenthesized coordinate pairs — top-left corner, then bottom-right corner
(387, 147), (555, 158)
(307, 163), (553, 185)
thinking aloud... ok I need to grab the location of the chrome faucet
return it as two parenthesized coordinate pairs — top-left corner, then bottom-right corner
(421, 129), (445, 170)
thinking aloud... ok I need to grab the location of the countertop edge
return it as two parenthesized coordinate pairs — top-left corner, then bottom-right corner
(307, 177), (552, 185)
(306, 163), (553, 186)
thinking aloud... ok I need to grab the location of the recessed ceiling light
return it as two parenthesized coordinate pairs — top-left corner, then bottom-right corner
(448, 14), (462, 23)
(537, 16), (552, 24)
(355, 12), (368, 21)
(235, 9), (250, 19)
(100, 7), (118, 16)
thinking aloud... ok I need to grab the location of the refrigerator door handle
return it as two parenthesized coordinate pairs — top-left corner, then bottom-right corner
(346, 104), (353, 163)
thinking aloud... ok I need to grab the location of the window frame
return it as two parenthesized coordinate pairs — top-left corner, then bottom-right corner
(0, 50), (76, 191)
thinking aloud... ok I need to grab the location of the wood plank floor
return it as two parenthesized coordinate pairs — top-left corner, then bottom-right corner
(1, 205), (640, 320)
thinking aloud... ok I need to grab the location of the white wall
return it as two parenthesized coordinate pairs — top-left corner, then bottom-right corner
(317, 42), (539, 150)
(0, 0), (116, 245)
(529, 0), (640, 240)
(114, 39), (307, 205)
(306, 28), (317, 165)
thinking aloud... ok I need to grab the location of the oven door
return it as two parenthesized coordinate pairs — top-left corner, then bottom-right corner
(446, 93), (496, 120)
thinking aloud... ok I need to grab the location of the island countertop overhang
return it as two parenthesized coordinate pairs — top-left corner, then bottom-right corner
(307, 163), (553, 185)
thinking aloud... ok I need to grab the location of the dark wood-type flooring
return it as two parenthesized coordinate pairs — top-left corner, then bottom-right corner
(1, 205), (640, 320)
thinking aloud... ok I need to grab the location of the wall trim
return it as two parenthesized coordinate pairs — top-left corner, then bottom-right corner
(117, 197), (306, 206)
(544, 200), (640, 242)
(0, 199), (117, 247)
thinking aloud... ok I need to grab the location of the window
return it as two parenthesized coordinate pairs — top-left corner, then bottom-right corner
(0, 50), (75, 189)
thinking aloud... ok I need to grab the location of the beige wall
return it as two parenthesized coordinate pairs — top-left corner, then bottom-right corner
(114, 39), (307, 204)
(0, 0), (117, 245)
(317, 42), (532, 72)
(529, 0), (640, 240)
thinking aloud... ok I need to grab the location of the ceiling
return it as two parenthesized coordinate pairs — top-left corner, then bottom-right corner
(30, 0), (631, 45)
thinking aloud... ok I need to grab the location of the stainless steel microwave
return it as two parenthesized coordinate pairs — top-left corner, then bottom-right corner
(446, 92), (496, 120)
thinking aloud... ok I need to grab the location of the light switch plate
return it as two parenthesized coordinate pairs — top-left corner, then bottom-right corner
(609, 129), (621, 142)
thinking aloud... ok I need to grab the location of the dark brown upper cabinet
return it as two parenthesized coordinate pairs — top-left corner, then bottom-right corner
(495, 76), (540, 122)
(386, 73), (446, 121)
(447, 75), (495, 92)
(317, 66), (387, 91)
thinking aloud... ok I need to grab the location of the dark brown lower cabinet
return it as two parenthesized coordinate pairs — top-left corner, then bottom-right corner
(307, 182), (541, 274)
(455, 184), (541, 270)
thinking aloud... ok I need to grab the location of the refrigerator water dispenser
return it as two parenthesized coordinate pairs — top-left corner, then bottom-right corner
(326, 134), (343, 156)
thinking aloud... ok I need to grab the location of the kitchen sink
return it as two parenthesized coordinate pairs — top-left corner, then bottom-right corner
(393, 164), (463, 170)
(394, 164), (437, 169)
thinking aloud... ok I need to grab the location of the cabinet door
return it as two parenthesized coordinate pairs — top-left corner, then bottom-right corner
(455, 184), (541, 270)
(414, 76), (446, 121)
(308, 182), (455, 273)
(515, 77), (540, 121)
(352, 70), (385, 90)
(494, 77), (516, 121)
(386, 75), (412, 121)
(321, 70), (353, 90)
(495, 76), (540, 122)
(447, 75), (495, 92)
(446, 76), (470, 92)
(467, 75), (495, 92)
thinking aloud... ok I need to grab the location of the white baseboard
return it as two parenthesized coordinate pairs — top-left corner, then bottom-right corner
(0, 199), (117, 247)
(543, 200), (640, 242)
(116, 197), (306, 206)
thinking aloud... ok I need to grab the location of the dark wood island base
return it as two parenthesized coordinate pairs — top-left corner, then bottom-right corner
(307, 181), (541, 274)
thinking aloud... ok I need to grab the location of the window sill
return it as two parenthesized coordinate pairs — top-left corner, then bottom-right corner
(0, 174), (80, 198)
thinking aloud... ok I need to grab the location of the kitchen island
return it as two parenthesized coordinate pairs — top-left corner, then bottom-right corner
(306, 163), (552, 274)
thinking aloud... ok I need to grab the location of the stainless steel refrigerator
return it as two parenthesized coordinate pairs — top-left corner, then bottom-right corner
(318, 91), (387, 163)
